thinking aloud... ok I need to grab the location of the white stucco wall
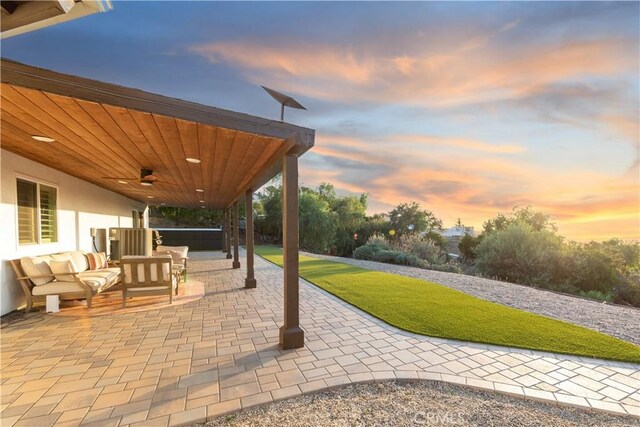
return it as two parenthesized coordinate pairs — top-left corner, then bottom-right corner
(0, 149), (147, 315)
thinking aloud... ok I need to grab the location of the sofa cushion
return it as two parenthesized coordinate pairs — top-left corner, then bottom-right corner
(31, 281), (90, 296)
(49, 260), (77, 282)
(69, 251), (88, 272)
(77, 270), (119, 288)
(20, 255), (55, 286)
(87, 252), (108, 270)
(51, 252), (74, 265)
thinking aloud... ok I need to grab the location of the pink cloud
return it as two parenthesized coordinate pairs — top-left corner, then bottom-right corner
(189, 36), (635, 108)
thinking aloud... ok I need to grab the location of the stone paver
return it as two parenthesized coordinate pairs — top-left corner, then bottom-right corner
(1, 250), (639, 427)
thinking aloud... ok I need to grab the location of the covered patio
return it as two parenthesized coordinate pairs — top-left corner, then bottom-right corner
(0, 59), (314, 349)
(2, 250), (638, 426)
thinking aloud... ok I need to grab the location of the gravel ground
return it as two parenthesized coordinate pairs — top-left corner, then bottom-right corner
(301, 252), (640, 346)
(199, 381), (639, 427)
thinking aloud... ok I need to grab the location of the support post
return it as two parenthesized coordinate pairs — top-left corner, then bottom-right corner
(245, 189), (256, 288)
(232, 202), (240, 269)
(222, 210), (227, 253)
(279, 153), (304, 349)
(225, 207), (232, 259)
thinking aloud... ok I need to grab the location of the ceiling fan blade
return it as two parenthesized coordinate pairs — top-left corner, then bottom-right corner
(155, 180), (179, 186)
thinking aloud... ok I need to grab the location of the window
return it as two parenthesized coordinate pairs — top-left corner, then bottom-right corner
(16, 178), (58, 245)
(17, 179), (37, 244)
(39, 185), (58, 243)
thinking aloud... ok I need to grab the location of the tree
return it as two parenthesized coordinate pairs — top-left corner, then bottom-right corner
(330, 194), (367, 256)
(299, 187), (334, 252)
(483, 206), (556, 234)
(149, 206), (223, 227)
(255, 185), (282, 240)
(254, 182), (367, 256)
(357, 214), (391, 248)
(388, 202), (443, 239)
(458, 234), (480, 261)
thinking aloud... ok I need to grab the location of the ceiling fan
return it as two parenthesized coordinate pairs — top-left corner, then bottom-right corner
(102, 169), (177, 186)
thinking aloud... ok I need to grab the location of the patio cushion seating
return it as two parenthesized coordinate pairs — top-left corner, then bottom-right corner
(11, 251), (121, 311)
(49, 260), (77, 282)
(155, 245), (189, 282)
(120, 255), (178, 307)
(76, 269), (121, 288)
(32, 279), (109, 296)
(19, 255), (54, 286)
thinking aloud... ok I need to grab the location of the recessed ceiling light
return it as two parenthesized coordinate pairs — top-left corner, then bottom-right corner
(141, 182), (153, 187)
(186, 158), (201, 164)
(31, 135), (55, 143)
(201, 206), (206, 208)
(147, 196), (154, 199)
(117, 180), (128, 184)
(160, 202), (166, 206)
(196, 189), (204, 192)
(199, 200), (205, 203)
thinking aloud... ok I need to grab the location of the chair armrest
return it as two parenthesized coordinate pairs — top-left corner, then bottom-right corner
(75, 277), (94, 291)
(15, 273), (55, 281)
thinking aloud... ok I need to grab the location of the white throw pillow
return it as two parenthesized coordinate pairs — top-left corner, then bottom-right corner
(49, 260), (78, 282)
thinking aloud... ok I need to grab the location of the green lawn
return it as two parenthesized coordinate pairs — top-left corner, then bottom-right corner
(256, 245), (640, 363)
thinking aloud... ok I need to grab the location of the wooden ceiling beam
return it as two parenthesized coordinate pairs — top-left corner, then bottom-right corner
(1, 1), (18, 15)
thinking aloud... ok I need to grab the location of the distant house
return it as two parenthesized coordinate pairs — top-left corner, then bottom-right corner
(441, 226), (475, 237)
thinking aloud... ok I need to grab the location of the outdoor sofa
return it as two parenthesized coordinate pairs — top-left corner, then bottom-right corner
(10, 251), (120, 311)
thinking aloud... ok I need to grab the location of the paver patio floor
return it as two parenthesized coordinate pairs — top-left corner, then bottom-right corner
(1, 250), (639, 427)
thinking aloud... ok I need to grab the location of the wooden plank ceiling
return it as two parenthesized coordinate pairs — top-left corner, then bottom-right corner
(0, 82), (289, 209)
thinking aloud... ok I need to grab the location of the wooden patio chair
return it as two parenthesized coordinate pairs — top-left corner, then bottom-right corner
(120, 256), (178, 307)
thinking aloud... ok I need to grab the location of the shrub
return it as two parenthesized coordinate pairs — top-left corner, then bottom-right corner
(614, 272), (640, 307)
(371, 249), (424, 267)
(395, 234), (446, 264)
(571, 246), (618, 294)
(475, 222), (563, 287)
(353, 242), (461, 273)
(578, 290), (614, 303)
(366, 233), (388, 246)
(353, 242), (389, 260)
(423, 262), (462, 273)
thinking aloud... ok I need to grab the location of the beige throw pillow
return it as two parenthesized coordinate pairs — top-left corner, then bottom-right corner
(20, 255), (54, 286)
(49, 260), (78, 282)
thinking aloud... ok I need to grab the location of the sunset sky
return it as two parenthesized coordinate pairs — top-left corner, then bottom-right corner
(3, 1), (639, 241)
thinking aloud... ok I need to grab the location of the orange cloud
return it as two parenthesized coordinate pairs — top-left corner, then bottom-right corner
(299, 133), (639, 242)
(393, 134), (525, 154)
